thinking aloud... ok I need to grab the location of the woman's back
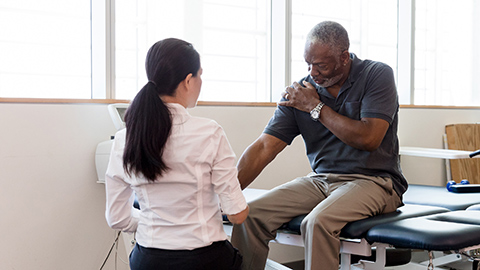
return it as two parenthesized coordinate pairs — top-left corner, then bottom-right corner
(108, 103), (245, 250)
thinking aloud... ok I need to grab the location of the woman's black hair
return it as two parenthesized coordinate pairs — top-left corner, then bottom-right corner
(122, 38), (200, 181)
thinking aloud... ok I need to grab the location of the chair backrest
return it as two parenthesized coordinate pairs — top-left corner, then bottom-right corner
(445, 123), (480, 184)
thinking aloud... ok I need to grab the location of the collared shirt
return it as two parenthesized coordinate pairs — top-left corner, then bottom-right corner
(105, 103), (247, 250)
(264, 53), (408, 196)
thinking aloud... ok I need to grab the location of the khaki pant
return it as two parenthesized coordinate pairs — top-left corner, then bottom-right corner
(231, 173), (402, 270)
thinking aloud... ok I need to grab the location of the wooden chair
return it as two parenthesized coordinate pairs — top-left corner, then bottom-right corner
(445, 123), (480, 184)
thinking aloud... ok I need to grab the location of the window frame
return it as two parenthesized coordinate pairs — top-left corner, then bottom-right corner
(2, 97), (480, 112)
(91, 0), (115, 99)
(1, 0), (479, 108)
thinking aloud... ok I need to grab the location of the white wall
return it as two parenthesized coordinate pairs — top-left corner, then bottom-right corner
(398, 107), (480, 186)
(0, 102), (479, 269)
(0, 103), (126, 270)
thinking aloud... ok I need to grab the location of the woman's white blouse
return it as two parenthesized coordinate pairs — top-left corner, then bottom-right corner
(105, 103), (247, 250)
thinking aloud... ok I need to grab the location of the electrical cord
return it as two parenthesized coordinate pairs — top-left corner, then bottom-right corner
(99, 231), (121, 270)
(116, 235), (130, 266)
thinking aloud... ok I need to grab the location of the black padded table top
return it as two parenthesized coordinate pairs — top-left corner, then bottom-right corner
(341, 204), (449, 239)
(467, 204), (480, 211)
(366, 211), (480, 250)
(283, 204), (449, 239)
(403, 184), (480, 211)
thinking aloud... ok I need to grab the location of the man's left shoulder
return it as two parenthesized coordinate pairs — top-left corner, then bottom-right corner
(362, 59), (393, 73)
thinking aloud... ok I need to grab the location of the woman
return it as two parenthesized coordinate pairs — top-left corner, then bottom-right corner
(105, 38), (249, 270)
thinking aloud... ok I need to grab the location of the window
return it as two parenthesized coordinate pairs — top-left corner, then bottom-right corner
(413, 0), (480, 106)
(114, 0), (271, 102)
(290, 0), (398, 86)
(1, 0), (480, 106)
(0, 0), (91, 99)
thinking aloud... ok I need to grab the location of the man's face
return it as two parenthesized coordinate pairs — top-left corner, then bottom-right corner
(304, 42), (344, 88)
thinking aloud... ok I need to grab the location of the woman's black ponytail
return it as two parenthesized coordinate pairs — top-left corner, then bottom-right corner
(122, 38), (200, 181)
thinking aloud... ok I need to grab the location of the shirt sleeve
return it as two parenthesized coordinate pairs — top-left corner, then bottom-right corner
(104, 131), (140, 233)
(263, 102), (301, 145)
(210, 125), (247, 215)
(360, 63), (398, 124)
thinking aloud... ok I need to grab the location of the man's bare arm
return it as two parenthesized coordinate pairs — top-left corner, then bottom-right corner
(319, 107), (389, 151)
(237, 133), (288, 189)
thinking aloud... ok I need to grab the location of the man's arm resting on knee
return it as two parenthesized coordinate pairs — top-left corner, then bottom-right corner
(237, 133), (287, 189)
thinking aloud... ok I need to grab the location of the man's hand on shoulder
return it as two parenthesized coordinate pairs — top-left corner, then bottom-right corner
(278, 81), (320, 113)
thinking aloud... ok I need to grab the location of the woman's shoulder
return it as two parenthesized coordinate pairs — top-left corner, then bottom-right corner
(189, 115), (224, 134)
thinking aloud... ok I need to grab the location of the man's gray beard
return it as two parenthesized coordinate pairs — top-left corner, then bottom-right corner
(314, 72), (343, 88)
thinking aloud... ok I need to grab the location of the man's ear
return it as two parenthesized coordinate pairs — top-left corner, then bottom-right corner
(340, 50), (350, 65)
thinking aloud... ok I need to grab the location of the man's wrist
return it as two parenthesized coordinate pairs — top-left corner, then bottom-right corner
(310, 101), (325, 121)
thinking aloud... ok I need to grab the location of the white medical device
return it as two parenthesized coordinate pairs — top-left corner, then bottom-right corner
(95, 103), (130, 183)
(107, 103), (129, 131)
(95, 103), (137, 255)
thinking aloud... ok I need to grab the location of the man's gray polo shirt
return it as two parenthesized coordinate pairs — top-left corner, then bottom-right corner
(264, 53), (408, 196)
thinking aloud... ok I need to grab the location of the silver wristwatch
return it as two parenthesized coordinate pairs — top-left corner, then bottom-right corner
(310, 102), (325, 121)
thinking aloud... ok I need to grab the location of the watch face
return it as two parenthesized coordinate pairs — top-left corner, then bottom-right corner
(311, 110), (319, 119)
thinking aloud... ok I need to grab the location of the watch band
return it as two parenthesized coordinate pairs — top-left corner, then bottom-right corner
(310, 102), (325, 121)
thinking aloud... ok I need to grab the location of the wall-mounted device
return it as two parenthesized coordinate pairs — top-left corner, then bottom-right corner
(95, 103), (130, 183)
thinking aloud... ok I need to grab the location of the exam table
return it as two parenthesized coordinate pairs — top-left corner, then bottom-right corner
(268, 184), (480, 270)
(124, 181), (480, 270)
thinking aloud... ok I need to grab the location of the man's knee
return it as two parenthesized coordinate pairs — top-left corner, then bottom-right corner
(300, 210), (342, 237)
(243, 199), (264, 221)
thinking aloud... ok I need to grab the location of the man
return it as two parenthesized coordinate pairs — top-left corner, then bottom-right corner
(231, 21), (407, 270)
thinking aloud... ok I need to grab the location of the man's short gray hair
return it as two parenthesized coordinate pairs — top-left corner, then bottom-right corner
(307, 21), (350, 55)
